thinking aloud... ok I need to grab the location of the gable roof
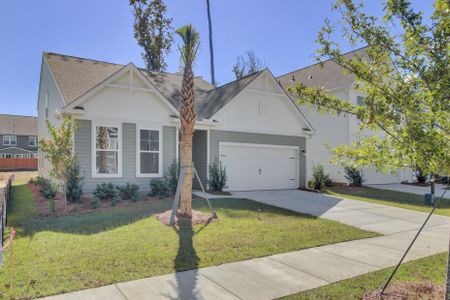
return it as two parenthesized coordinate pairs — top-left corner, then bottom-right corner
(0, 114), (37, 135)
(277, 46), (369, 91)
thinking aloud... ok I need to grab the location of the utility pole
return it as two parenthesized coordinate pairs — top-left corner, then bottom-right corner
(206, 0), (216, 86)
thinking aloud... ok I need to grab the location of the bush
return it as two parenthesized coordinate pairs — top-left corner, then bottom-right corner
(311, 163), (331, 190)
(208, 159), (227, 191)
(414, 168), (427, 183)
(90, 196), (100, 209)
(149, 178), (169, 198)
(66, 162), (83, 203)
(36, 176), (51, 189)
(93, 183), (117, 200)
(116, 183), (140, 201)
(344, 166), (364, 186)
(47, 198), (56, 212)
(164, 160), (179, 194)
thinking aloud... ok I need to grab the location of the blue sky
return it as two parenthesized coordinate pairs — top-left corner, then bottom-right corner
(0, 1), (433, 116)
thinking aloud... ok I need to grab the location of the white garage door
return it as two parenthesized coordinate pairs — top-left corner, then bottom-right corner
(219, 142), (299, 191)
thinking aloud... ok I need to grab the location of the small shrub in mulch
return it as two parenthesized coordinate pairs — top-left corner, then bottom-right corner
(155, 209), (218, 226)
(362, 282), (444, 300)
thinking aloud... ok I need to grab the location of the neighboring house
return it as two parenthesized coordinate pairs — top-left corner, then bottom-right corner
(278, 47), (414, 184)
(0, 114), (38, 159)
(37, 52), (314, 192)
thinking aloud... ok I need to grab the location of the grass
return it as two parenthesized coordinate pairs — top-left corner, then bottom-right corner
(281, 252), (448, 299)
(326, 186), (450, 217)
(0, 184), (379, 299)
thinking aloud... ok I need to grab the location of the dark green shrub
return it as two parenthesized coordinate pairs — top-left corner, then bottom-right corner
(164, 160), (180, 194)
(36, 176), (52, 190)
(414, 168), (427, 183)
(149, 178), (169, 198)
(116, 183), (140, 201)
(93, 183), (117, 200)
(66, 162), (83, 202)
(208, 159), (227, 191)
(344, 166), (364, 186)
(311, 164), (331, 190)
(90, 196), (100, 209)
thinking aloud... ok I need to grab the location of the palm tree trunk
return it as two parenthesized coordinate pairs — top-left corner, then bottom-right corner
(179, 133), (193, 217)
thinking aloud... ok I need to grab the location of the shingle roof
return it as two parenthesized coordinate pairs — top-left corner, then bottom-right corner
(44, 52), (268, 120)
(0, 114), (37, 135)
(277, 47), (369, 91)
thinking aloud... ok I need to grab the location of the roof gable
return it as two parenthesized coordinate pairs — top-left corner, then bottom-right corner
(0, 114), (37, 135)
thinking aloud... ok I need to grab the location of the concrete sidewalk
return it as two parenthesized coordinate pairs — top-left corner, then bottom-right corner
(40, 190), (450, 300)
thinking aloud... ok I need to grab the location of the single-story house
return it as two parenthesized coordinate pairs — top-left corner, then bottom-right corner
(277, 47), (414, 184)
(37, 53), (314, 192)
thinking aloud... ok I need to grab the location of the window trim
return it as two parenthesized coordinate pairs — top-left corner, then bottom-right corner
(136, 126), (163, 178)
(3, 135), (17, 146)
(91, 122), (122, 178)
(29, 136), (37, 147)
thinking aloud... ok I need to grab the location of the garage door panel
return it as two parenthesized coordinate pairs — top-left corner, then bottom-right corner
(220, 143), (298, 191)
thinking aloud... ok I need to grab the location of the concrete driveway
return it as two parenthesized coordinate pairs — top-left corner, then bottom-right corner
(232, 189), (450, 235)
(367, 183), (450, 199)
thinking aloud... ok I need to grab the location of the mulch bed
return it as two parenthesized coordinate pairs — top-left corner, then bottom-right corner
(29, 183), (170, 217)
(155, 209), (218, 226)
(362, 282), (444, 300)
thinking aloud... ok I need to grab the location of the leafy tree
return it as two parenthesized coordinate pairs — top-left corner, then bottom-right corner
(39, 116), (77, 209)
(177, 24), (200, 218)
(289, 0), (449, 179)
(232, 50), (265, 79)
(66, 160), (83, 202)
(130, 0), (173, 72)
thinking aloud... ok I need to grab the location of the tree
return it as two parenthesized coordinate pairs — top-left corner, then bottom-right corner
(130, 0), (173, 72)
(232, 50), (265, 79)
(176, 25), (200, 218)
(39, 116), (77, 210)
(289, 0), (449, 179)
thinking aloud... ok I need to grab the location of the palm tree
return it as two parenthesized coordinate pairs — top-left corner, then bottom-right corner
(176, 25), (200, 218)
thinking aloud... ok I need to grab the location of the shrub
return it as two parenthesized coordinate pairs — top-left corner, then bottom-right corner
(47, 198), (56, 212)
(149, 178), (169, 198)
(66, 162), (83, 203)
(36, 176), (51, 189)
(344, 166), (364, 186)
(164, 160), (180, 194)
(93, 183), (117, 200)
(90, 196), (100, 209)
(116, 183), (140, 201)
(208, 159), (227, 191)
(311, 163), (331, 190)
(414, 168), (427, 183)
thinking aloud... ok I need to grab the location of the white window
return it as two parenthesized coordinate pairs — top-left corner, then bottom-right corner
(3, 135), (17, 146)
(137, 128), (161, 177)
(93, 125), (121, 177)
(29, 136), (37, 147)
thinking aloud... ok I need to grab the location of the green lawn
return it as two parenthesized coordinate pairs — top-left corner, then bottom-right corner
(282, 252), (447, 299)
(0, 183), (379, 299)
(326, 187), (450, 217)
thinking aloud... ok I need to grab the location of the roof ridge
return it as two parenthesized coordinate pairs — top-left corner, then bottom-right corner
(277, 45), (369, 79)
(0, 114), (37, 118)
(44, 52), (208, 81)
(206, 69), (265, 94)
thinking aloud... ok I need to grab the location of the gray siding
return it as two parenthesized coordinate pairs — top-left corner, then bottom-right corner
(74, 119), (176, 193)
(192, 130), (208, 188)
(0, 135), (38, 152)
(209, 130), (307, 188)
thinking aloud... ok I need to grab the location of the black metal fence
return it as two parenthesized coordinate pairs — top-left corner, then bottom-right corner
(0, 175), (13, 266)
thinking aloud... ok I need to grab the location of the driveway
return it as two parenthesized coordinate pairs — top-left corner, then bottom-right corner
(367, 183), (449, 199)
(232, 189), (450, 235)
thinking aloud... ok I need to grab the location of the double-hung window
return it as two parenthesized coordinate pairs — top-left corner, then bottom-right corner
(3, 135), (17, 146)
(138, 128), (161, 176)
(94, 125), (120, 176)
(29, 136), (37, 147)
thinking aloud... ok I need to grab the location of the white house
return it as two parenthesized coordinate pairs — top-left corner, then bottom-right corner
(278, 47), (414, 184)
(37, 52), (314, 192)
